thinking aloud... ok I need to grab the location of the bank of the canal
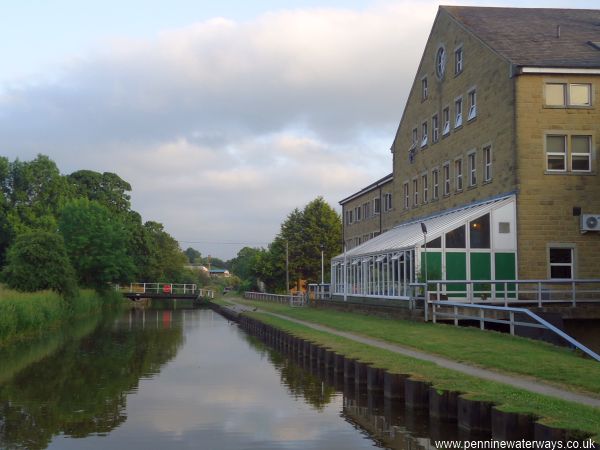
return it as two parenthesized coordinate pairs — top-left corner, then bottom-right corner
(211, 297), (600, 442)
(0, 285), (125, 347)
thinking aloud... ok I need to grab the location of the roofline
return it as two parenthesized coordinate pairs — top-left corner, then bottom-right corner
(519, 67), (600, 74)
(339, 173), (393, 205)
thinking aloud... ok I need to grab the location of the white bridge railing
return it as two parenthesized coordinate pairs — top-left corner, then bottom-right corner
(114, 283), (215, 299)
(244, 291), (306, 307)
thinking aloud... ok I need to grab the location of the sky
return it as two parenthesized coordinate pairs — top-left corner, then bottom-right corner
(1, 0), (598, 260)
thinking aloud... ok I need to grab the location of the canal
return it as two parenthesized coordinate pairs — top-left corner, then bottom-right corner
(0, 307), (460, 449)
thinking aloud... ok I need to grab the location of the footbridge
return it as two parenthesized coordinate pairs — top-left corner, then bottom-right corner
(114, 283), (215, 300)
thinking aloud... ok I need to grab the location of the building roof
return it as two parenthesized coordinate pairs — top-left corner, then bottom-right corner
(333, 194), (514, 260)
(442, 6), (600, 69)
(339, 173), (393, 205)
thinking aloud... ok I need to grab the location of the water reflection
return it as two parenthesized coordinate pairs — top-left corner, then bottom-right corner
(0, 308), (457, 449)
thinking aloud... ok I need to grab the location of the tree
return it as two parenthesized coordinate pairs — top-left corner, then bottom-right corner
(59, 198), (134, 290)
(229, 247), (266, 291)
(1, 230), (77, 298)
(141, 221), (188, 281)
(184, 247), (202, 265)
(67, 170), (132, 215)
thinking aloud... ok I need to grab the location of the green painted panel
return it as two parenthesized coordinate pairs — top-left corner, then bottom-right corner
(446, 252), (466, 296)
(471, 252), (491, 299)
(420, 252), (442, 282)
(495, 253), (516, 298)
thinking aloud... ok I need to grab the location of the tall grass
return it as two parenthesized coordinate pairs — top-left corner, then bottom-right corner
(0, 285), (123, 346)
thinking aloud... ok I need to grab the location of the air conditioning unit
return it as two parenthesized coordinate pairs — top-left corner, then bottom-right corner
(581, 214), (600, 232)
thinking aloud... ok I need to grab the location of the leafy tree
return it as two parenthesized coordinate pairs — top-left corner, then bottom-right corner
(184, 247), (202, 265)
(229, 247), (266, 291)
(67, 170), (132, 215)
(141, 221), (187, 282)
(1, 231), (77, 298)
(59, 198), (134, 290)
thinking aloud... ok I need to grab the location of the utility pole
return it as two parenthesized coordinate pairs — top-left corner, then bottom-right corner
(320, 244), (324, 285)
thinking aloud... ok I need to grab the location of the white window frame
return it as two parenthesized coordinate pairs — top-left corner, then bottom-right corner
(403, 181), (409, 210)
(432, 168), (439, 200)
(384, 192), (392, 212)
(545, 82), (592, 107)
(432, 114), (439, 143)
(454, 97), (463, 128)
(435, 46), (446, 80)
(454, 45), (463, 75)
(468, 151), (477, 187)
(483, 145), (492, 182)
(545, 134), (567, 172)
(571, 135), (592, 173)
(421, 121), (428, 148)
(421, 172), (428, 203)
(442, 107), (450, 136)
(373, 197), (381, 215)
(411, 127), (418, 150)
(421, 76), (428, 100)
(467, 89), (477, 121)
(548, 245), (575, 280)
(412, 177), (419, 206)
(569, 83), (592, 107)
(443, 162), (451, 196)
(354, 206), (361, 222)
(455, 158), (463, 191)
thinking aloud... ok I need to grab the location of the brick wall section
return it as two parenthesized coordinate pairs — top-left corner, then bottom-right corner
(390, 10), (517, 228)
(515, 74), (600, 279)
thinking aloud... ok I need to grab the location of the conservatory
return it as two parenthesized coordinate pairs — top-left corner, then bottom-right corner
(331, 195), (517, 301)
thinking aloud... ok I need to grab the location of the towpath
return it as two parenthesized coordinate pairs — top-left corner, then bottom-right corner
(224, 300), (600, 409)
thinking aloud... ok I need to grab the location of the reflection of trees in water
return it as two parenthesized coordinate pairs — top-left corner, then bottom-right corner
(0, 313), (184, 450)
(244, 334), (337, 411)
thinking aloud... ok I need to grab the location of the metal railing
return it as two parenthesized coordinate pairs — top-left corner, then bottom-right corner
(427, 279), (600, 307)
(244, 291), (306, 307)
(115, 283), (198, 294)
(307, 283), (331, 300)
(430, 301), (600, 362)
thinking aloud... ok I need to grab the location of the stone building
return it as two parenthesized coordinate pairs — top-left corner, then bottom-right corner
(333, 6), (600, 301)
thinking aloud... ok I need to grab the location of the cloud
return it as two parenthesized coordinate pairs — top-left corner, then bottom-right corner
(0, 1), (437, 258)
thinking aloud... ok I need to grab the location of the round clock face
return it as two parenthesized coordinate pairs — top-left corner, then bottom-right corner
(435, 46), (446, 79)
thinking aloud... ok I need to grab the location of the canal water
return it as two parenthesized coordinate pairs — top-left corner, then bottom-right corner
(0, 307), (452, 449)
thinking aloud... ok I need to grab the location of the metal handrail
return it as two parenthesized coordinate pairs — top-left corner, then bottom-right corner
(431, 301), (600, 362)
(244, 291), (306, 307)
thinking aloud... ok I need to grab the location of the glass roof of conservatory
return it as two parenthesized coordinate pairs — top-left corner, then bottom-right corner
(333, 194), (514, 260)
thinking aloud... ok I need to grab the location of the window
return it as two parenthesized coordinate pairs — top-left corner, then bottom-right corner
(545, 83), (566, 106)
(442, 107), (450, 136)
(421, 121), (428, 147)
(422, 77), (428, 100)
(413, 178), (418, 206)
(545, 83), (592, 107)
(412, 128), (418, 148)
(572, 136), (592, 172)
(570, 84), (591, 106)
(545, 134), (592, 173)
(422, 173), (428, 203)
(455, 97), (463, 128)
(384, 193), (393, 212)
(468, 89), (477, 120)
(362, 202), (370, 220)
(443, 163), (450, 196)
(546, 135), (567, 171)
(403, 182), (409, 210)
(354, 206), (361, 222)
(446, 225), (466, 248)
(454, 46), (463, 75)
(470, 214), (490, 249)
(435, 46), (446, 79)
(455, 158), (463, 191)
(549, 247), (573, 279)
(432, 169), (439, 200)
(373, 197), (381, 214)
(346, 210), (353, 225)
(483, 146), (492, 182)
(468, 152), (476, 186)
(432, 114), (439, 143)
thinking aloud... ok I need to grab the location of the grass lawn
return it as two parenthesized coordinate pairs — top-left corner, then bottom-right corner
(233, 296), (600, 397)
(247, 311), (600, 441)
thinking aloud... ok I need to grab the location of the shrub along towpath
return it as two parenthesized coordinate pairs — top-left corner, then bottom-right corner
(216, 296), (600, 439)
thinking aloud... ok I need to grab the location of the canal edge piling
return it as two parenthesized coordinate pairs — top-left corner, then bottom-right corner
(208, 301), (597, 443)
